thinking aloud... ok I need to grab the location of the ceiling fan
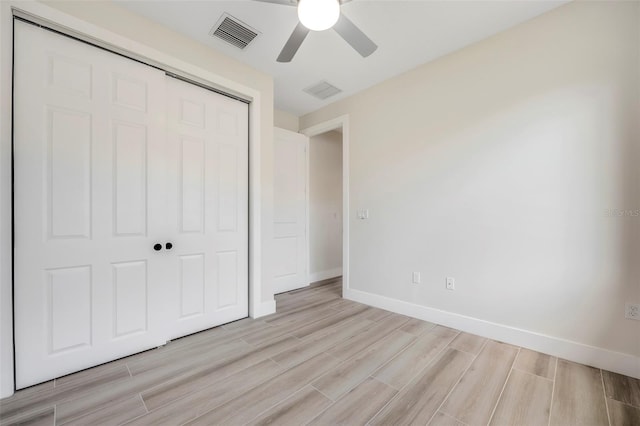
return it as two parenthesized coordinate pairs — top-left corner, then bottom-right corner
(255, 0), (378, 62)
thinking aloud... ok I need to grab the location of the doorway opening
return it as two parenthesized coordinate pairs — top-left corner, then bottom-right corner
(301, 115), (350, 295)
(307, 130), (343, 284)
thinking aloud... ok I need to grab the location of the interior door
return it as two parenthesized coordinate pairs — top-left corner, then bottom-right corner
(165, 77), (249, 339)
(13, 22), (168, 388)
(272, 128), (308, 294)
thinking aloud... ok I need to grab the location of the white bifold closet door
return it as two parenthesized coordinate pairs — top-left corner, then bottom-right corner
(13, 21), (248, 389)
(165, 78), (248, 339)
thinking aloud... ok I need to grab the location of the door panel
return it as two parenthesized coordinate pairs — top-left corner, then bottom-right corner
(166, 77), (249, 339)
(113, 122), (148, 236)
(112, 261), (148, 338)
(47, 266), (92, 354)
(273, 128), (308, 294)
(14, 22), (168, 388)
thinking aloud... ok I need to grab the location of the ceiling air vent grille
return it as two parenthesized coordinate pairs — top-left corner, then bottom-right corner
(209, 13), (259, 50)
(303, 81), (342, 100)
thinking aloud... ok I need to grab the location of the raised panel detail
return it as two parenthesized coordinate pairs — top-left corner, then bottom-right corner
(218, 145), (237, 231)
(47, 266), (92, 354)
(112, 261), (147, 338)
(218, 111), (238, 136)
(114, 122), (147, 236)
(273, 237), (297, 278)
(48, 107), (92, 239)
(47, 55), (91, 98)
(179, 254), (205, 318)
(273, 138), (299, 223)
(181, 138), (205, 233)
(113, 74), (147, 112)
(180, 99), (205, 128)
(217, 251), (238, 308)
(180, 139), (204, 232)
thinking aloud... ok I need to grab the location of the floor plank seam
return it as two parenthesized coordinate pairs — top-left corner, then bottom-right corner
(366, 334), (417, 382)
(309, 383), (335, 402)
(268, 356), (286, 368)
(243, 384), (313, 425)
(511, 366), (554, 382)
(377, 328), (459, 392)
(547, 357), (558, 426)
(486, 347), (521, 426)
(360, 374), (404, 425)
(139, 393), (149, 414)
(430, 411), (470, 426)
(430, 339), (488, 424)
(600, 369), (612, 426)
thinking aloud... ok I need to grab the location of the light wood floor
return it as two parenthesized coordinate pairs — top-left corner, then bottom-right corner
(1, 278), (639, 425)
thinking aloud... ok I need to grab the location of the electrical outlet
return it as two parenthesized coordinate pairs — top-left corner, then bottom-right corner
(625, 303), (640, 320)
(412, 272), (421, 284)
(446, 277), (455, 290)
(357, 209), (369, 220)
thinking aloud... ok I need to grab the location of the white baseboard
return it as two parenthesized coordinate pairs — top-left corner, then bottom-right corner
(253, 300), (276, 318)
(344, 288), (640, 379)
(309, 267), (343, 284)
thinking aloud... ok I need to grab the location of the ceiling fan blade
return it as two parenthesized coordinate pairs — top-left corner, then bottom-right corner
(277, 22), (310, 63)
(253, 0), (297, 6)
(333, 13), (377, 58)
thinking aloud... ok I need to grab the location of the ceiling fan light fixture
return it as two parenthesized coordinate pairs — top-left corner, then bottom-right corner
(297, 0), (340, 31)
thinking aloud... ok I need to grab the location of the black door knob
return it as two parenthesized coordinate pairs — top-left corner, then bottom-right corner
(165, 242), (173, 250)
(153, 243), (162, 251)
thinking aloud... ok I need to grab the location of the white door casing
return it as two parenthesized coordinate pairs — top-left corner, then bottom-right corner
(165, 77), (248, 339)
(272, 128), (308, 294)
(13, 22), (249, 388)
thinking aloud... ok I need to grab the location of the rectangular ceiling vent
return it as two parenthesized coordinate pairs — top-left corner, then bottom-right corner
(209, 13), (259, 50)
(303, 81), (343, 100)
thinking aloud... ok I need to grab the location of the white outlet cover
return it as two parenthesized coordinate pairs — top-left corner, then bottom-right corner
(446, 277), (455, 290)
(625, 303), (640, 320)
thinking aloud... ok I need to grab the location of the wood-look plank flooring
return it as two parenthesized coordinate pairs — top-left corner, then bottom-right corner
(1, 277), (639, 426)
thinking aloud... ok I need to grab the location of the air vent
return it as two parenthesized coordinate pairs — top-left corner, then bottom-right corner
(209, 13), (259, 50)
(303, 81), (342, 100)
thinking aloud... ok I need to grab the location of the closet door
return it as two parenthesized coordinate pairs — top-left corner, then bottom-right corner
(13, 22), (168, 388)
(165, 78), (249, 339)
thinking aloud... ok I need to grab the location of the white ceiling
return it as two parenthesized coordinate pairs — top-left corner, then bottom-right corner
(117, 0), (568, 116)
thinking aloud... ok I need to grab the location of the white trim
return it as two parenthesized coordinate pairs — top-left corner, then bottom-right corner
(305, 135), (310, 288)
(300, 115), (350, 300)
(255, 300), (277, 317)
(0, 1), (14, 400)
(309, 268), (343, 284)
(0, 0), (266, 397)
(345, 288), (640, 379)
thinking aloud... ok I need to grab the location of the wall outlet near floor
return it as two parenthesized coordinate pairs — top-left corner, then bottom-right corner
(625, 303), (640, 320)
(412, 272), (421, 284)
(446, 277), (455, 290)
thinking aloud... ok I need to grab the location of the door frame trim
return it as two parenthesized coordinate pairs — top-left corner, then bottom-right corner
(0, 0), (264, 397)
(300, 115), (350, 296)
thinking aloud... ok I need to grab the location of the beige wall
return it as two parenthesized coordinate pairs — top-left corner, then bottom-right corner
(309, 131), (343, 278)
(301, 1), (640, 359)
(274, 109), (299, 132)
